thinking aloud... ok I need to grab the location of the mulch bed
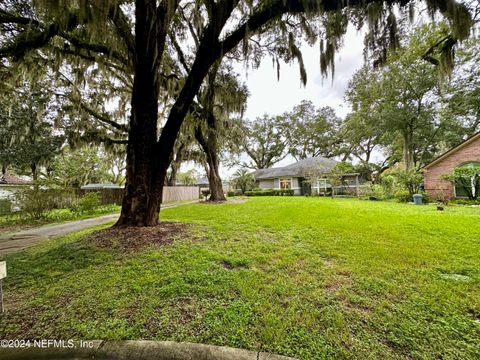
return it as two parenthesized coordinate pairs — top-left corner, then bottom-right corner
(85, 221), (189, 252)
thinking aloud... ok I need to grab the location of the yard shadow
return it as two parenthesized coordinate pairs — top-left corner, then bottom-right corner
(3, 230), (117, 290)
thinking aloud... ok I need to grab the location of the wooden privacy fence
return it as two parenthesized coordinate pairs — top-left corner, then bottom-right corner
(80, 186), (200, 205)
(162, 186), (199, 203)
(78, 188), (123, 205)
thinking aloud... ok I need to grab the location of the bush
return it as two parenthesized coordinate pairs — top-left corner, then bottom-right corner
(0, 198), (12, 215)
(392, 169), (423, 198)
(394, 189), (412, 203)
(420, 192), (431, 204)
(441, 165), (480, 200)
(71, 192), (101, 214)
(244, 189), (294, 196)
(358, 182), (386, 200)
(449, 198), (480, 206)
(227, 191), (235, 197)
(14, 188), (58, 220)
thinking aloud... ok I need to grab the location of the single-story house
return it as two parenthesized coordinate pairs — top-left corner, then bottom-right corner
(423, 132), (480, 200)
(80, 183), (124, 190)
(0, 173), (30, 198)
(252, 157), (361, 196)
(196, 177), (228, 191)
(0, 173), (31, 214)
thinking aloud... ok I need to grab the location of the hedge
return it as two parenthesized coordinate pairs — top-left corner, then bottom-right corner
(244, 189), (294, 196)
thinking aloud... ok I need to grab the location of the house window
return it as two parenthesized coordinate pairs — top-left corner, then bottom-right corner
(317, 179), (328, 189)
(279, 178), (291, 189)
(454, 162), (480, 199)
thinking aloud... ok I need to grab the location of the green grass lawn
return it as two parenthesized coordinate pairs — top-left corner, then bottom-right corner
(0, 197), (479, 359)
(0, 205), (121, 233)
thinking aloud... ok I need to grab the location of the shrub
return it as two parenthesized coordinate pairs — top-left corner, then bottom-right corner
(358, 182), (386, 200)
(71, 192), (101, 214)
(394, 189), (412, 203)
(244, 189), (294, 196)
(380, 175), (396, 198)
(392, 169), (423, 198)
(0, 198), (12, 215)
(420, 192), (431, 204)
(449, 198), (480, 206)
(227, 191), (235, 197)
(441, 165), (480, 200)
(14, 188), (58, 220)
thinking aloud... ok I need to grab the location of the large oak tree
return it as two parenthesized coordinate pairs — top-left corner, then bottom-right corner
(0, 0), (474, 226)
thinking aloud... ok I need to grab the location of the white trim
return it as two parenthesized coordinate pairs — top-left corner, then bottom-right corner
(278, 177), (293, 190)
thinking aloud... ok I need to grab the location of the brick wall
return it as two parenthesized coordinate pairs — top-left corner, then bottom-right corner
(423, 135), (480, 200)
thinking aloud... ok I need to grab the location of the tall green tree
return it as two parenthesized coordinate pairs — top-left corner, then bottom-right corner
(441, 37), (480, 140)
(0, 0), (474, 226)
(192, 64), (248, 201)
(237, 114), (288, 170)
(344, 67), (386, 167)
(344, 25), (473, 172)
(0, 82), (63, 179)
(286, 100), (341, 160)
(45, 145), (126, 188)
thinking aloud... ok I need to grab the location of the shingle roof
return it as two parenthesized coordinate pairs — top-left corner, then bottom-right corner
(252, 157), (338, 179)
(0, 173), (30, 185)
(80, 183), (123, 189)
(196, 177), (210, 186)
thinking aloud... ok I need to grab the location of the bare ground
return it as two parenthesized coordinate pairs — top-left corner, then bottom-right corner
(84, 221), (190, 252)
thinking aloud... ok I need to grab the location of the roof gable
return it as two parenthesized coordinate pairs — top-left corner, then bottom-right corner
(252, 157), (338, 179)
(0, 174), (29, 185)
(423, 132), (480, 170)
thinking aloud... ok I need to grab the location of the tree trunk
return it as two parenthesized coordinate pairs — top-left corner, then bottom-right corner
(403, 129), (414, 171)
(1, 163), (5, 175)
(115, 1), (235, 225)
(167, 143), (185, 186)
(31, 161), (37, 181)
(115, 1), (167, 227)
(205, 146), (225, 201)
(193, 63), (225, 202)
(167, 163), (179, 186)
(195, 126), (226, 201)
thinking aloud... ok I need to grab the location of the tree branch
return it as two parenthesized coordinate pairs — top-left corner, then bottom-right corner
(0, 10), (40, 26)
(60, 32), (130, 68)
(79, 102), (129, 133)
(107, 4), (135, 58)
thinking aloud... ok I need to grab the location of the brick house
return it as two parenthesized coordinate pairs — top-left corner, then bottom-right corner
(423, 132), (480, 200)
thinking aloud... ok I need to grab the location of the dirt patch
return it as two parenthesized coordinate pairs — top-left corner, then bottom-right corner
(199, 198), (249, 205)
(85, 221), (189, 252)
(324, 270), (353, 292)
(220, 260), (249, 270)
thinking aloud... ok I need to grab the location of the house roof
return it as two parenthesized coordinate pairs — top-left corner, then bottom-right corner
(196, 177), (228, 186)
(80, 183), (123, 189)
(423, 132), (480, 170)
(196, 177), (210, 186)
(252, 157), (338, 179)
(0, 173), (30, 185)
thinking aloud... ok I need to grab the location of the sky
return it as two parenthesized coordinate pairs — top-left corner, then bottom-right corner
(202, 25), (368, 177)
(182, 26), (368, 179)
(240, 25), (366, 121)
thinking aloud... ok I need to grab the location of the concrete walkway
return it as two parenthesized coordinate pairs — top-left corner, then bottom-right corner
(0, 340), (298, 360)
(0, 201), (198, 256)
